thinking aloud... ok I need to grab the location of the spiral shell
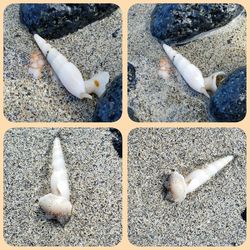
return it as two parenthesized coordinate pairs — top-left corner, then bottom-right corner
(34, 34), (109, 99)
(165, 155), (234, 202)
(163, 44), (225, 98)
(39, 137), (72, 224)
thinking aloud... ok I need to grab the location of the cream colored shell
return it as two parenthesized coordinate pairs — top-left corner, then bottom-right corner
(165, 155), (234, 202)
(163, 44), (225, 98)
(39, 137), (72, 224)
(166, 171), (187, 202)
(34, 34), (109, 99)
(39, 193), (72, 224)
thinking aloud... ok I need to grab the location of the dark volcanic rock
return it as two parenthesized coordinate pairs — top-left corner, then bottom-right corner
(127, 63), (140, 122)
(93, 75), (122, 122)
(128, 63), (137, 92)
(150, 4), (243, 45)
(128, 107), (140, 122)
(208, 66), (246, 122)
(110, 128), (122, 158)
(241, 208), (246, 222)
(20, 4), (118, 39)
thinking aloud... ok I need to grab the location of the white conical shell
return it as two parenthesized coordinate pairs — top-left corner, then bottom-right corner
(163, 44), (210, 97)
(163, 44), (227, 97)
(185, 155), (234, 194)
(39, 137), (72, 224)
(39, 193), (72, 224)
(165, 155), (234, 202)
(51, 137), (70, 200)
(34, 34), (92, 99)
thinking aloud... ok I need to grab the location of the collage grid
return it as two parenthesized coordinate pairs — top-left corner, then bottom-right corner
(0, 0), (248, 249)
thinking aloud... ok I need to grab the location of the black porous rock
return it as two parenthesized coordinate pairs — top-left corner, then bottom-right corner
(93, 74), (122, 122)
(128, 63), (137, 92)
(20, 4), (118, 39)
(241, 208), (246, 222)
(208, 66), (246, 122)
(150, 4), (243, 45)
(162, 173), (174, 201)
(128, 107), (140, 122)
(110, 128), (122, 158)
(127, 63), (139, 121)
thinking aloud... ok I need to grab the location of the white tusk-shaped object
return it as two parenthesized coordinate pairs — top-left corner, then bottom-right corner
(34, 34), (109, 99)
(39, 137), (72, 224)
(162, 44), (225, 98)
(50, 137), (70, 200)
(165, 155), (234, 202)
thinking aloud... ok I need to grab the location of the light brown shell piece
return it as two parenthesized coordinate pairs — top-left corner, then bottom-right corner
(158, 57), (172, 80)
(28, 50), (45, 79)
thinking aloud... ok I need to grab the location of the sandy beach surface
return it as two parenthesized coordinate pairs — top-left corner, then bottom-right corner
(4, 4), (121, 122)
(128, 4), (246, 122)
(128, 128), (246, 246)
(4, 128), (122, 246)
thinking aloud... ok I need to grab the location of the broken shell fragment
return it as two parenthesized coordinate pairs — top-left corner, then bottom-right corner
(28, 50), (45, 79)
(164, 155), (234, 202)
(33, 34), (109, 99)
(39, 137), (72, 224)
(162, 44), (225, 98)
(158, 57), (171, 80)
